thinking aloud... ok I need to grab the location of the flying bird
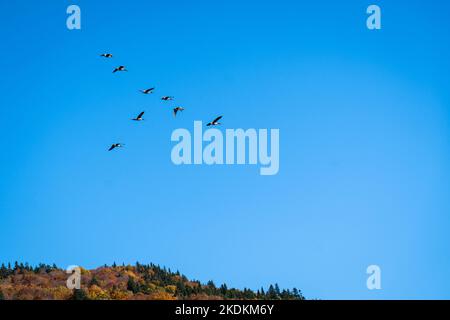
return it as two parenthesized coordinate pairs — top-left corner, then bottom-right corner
(140, 88), (155, 94)
(132, 111), (145, 121)
(161, 96), (174, 101)
(108, 143), (124, 151)
(173, 107), (184, 117)
(113, 66), (127, 73)
(100, 53), (113, 58)
(206, 116), (223, 126)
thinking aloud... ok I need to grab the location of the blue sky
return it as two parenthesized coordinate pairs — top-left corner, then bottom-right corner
(1, 0), (450, 299)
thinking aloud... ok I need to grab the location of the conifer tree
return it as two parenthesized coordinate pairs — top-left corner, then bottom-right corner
(89, 276), (100, 287)
(127, 277), (139, 293)
(72, 289), (89, 300)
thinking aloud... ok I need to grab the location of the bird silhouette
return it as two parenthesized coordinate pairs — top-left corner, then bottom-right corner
(108, 143), (124, 151)
(161, 96), (174, 101)
(100, 53), (113, 58)
(173, 107), (184, 117)
(113, 66), (127, 73)
(132, 111), (145, 121)
(140, 88), (155, 94)
(206, 116), (223, 126)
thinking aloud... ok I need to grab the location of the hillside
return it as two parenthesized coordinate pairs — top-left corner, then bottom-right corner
(0, 262), (305, 300)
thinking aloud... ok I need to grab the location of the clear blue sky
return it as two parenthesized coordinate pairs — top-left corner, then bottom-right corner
(1, 0), (450, 299)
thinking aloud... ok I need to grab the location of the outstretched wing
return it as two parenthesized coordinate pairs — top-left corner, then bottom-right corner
(213, 116), (223, 123)
(108, 145), (115, 151)
(137, 111), (145, 118)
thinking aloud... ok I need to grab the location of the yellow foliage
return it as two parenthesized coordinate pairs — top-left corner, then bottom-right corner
(124, 270), (137, 279)
(49, 286), (73, 300)
(148, 291), (176, 300)
(165, 285), (177, 294)
(110, 289), (132, 300)
(88, 285), (110, 300)
(147, 283), (157, 291)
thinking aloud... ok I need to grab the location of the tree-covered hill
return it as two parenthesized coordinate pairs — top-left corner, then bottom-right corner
(0, 262), (305, 300)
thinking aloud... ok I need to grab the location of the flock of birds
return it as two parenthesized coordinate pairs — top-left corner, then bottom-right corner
(99, 53), (223, 151)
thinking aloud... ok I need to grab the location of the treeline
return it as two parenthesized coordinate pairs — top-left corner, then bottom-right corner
(0, 262), (58, 278)
(0, 262), (305, 300)
(129, 262), (304, 300)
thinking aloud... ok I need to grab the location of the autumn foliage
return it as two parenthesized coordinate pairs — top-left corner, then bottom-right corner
(0, 262), (304, 300)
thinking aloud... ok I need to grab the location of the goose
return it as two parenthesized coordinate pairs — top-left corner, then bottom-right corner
(100, 53), (113, 58)
(132, 111), (145, 121)
(140, 88), (155, 94)
(113, 66), (127, 73)
(108, 143), (124, 151)
(173, 107), (184, 117)
(206, 116), (223, 126)
(161, 96), (174, 101)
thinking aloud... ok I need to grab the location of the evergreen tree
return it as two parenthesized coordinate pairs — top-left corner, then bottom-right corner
(136, 261), (143, 273)
(89, 276), (100, 287)
(0, 264), (7, 279)
(175, 281), (187, 298)
(274, 283), (281, 296)
(220, 283), (228, 296)
(267, 285), (278, 300)
(127, 277), (139, 293)
(260, 287), (265, 297)
(71, 289), (89, 300)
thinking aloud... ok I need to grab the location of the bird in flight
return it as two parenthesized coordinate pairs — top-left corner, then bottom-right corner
(132, 111), (145, 121)
(206, 116), (223, 126)
(173, 107), (184, 117)
(161, 96), (174, 101)
(113, 66), (127, 73)
(108, 143), (124, 151)
(100, 53), (113, 58)
(140, 88), (155, 94)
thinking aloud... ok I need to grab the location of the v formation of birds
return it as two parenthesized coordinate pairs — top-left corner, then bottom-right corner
(100, 53), (223, 152)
